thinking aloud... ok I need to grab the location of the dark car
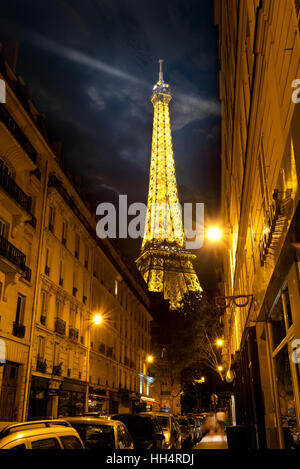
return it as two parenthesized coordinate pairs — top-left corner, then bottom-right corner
(64, 417), (134, 449)
(110, 414), (165, 450)
(176, 416), (193, 448)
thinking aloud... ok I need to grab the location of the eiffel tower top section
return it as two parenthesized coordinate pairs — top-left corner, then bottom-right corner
(151, 59), (172, 103)
(141, 59), (185, 250)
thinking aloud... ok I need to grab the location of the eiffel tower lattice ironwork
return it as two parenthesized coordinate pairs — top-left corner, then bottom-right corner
(136, 60), (202, 310)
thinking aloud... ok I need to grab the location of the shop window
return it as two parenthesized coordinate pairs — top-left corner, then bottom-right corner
(274, 344), (298, 448)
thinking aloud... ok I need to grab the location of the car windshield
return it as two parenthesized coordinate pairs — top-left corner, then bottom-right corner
(72, 423), (115, 449)
(115, 417), (153, 438)
(156, 416), (169, 430)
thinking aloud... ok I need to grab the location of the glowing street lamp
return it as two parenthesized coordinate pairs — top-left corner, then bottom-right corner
(93, 314), (103, 325)
(206, 226), (223, 242)
(147, 355), (154, 364)
(216, 338), (224, 347)
(217, 365), (223, 372)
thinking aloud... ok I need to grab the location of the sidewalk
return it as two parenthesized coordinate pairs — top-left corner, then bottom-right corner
(194, 432), (228, 449)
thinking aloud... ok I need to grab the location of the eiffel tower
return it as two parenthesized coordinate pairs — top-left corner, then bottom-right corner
(136, 60), (202, 310)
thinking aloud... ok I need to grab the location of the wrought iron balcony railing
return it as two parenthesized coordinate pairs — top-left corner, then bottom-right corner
(52, 363), (62, 376)
(36, 355), (47, 373)
(99, 342), (105, 354)
(0, 104), (37, 164)
(69, 327), (79, 341)
(12, 322), (25, 338)
(0, 234), (26, 271)
(55, 317), (66, 335)
(0, 164), (32, 213)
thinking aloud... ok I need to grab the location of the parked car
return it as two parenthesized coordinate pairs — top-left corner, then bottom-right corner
(175, 416), (193, 448)
(139, 412), (182, 449)
(187, 416), (202, 443)
(64, 417), (134, 449)
(110, 413), (166, 450)
(197, 413), (209, 436)
(0, 420), (85, 449)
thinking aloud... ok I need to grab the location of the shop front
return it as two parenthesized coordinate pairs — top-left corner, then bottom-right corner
(58, 378), (86, 417)
(88, 386), (108, 413)
(28, 375), (50, 420)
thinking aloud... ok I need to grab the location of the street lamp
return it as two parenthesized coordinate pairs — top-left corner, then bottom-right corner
(217, 365), (223, 372)
(216, 338), (224, 347)
(206, 226), (223, 242)
(85, 313), (103, 412)
(146, 355), (153, 364)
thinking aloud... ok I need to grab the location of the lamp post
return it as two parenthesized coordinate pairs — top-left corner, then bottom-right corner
(85, 313), (103, 412)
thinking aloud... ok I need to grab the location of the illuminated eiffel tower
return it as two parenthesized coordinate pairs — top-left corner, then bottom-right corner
(136, 60), (202, 310)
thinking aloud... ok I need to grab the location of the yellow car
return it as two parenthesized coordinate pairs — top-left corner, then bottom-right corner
(0, 419), (85, 449)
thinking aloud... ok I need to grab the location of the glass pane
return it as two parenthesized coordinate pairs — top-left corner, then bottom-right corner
(274, 344), (298, 449)
(73, 424), (115, 449)
(60, 435), (84, 449)
(271, 298), (286, 349)
(31, 438), (61, 449)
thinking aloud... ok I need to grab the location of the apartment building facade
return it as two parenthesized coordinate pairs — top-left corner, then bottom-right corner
(215, 0), (300, 448)
(0, 42), (152, 421)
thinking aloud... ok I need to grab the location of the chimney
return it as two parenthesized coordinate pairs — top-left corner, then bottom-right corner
(3, 41), (19, 73)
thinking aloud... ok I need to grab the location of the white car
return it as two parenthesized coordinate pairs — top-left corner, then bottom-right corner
(0, 420), (85, 449)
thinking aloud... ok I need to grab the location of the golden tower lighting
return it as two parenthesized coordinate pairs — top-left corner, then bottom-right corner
(136, 59), (202, 310)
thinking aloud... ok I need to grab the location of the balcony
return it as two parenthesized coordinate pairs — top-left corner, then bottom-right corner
(99, 342), (105, 354)
(0, 103), (37, 166)
(52, 363), (62, 376)
(12, 322), (25, 338)
(0, 166), (31, 212)
(55, 318), (66, 336)
(0, 235), (31, 279)
(36, 355), (47, 373)
(69, 327), (79, 341)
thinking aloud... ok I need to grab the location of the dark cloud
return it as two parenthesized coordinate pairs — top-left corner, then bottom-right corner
(0, 0), (221, 293)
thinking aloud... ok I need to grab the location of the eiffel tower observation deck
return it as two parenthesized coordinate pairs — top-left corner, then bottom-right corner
(136, 60), (202, 310)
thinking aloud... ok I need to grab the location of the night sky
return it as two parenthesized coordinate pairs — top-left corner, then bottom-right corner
(1, 0), (221, 294)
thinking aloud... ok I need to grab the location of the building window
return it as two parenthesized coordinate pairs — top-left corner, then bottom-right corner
(38, 335), (45, 359)
(0, 218), (9, 239)
(48, 206), (55, 232)
(84, 245), (89, 268)
(15, 294), (25, 325)
(40, 291), (48, 325)
(62, 221), (68, 245)
(75, 234), (80, 259)
(45, 248), (50, 276)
